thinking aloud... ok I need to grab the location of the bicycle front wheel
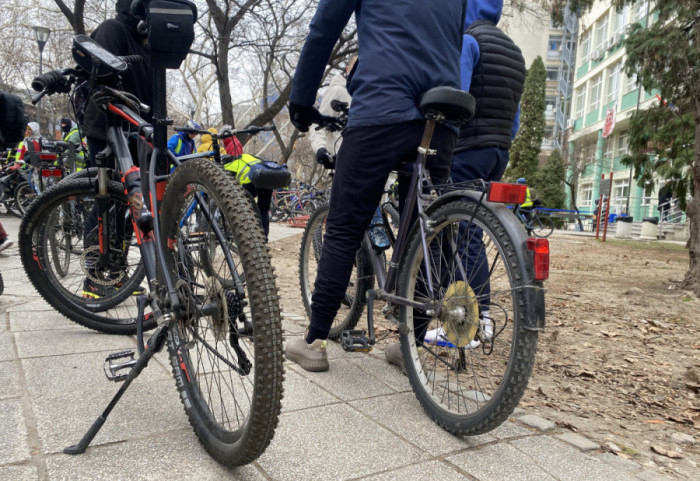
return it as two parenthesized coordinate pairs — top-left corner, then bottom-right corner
(298, 202), (373, 339)
(397, 199), (538, 435)
(18, 178), (150, 334)
(161, 159), (283, 466)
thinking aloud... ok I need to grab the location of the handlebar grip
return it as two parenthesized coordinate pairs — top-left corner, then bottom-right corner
(31, 70), (64, 92)
(120, 55), (143, 64)
(261, 124), (276, 132)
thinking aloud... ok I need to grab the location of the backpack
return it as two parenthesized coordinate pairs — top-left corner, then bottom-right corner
(0, 91), (27, 150)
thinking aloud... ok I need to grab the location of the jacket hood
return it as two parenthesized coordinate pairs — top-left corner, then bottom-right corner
(464, 0), (503, 29)
(116, 0), (142, 37)
(201, 128), (218, 144)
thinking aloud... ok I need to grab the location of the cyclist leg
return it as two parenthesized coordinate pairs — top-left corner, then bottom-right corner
(256, 188), (273, 240)
(450, 148), (508, 333)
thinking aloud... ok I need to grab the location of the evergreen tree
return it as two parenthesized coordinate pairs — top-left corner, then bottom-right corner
(534, 149), (566, 209)
(505, 56), (546, 183)
(552, 0), (700, 295)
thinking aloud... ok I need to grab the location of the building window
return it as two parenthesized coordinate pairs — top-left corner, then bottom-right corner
(575, 87), (586, 118)
(641, 182), (653, 206)
(545, 97), (556, 120)
(624, 72), (639, 94)
(594, 14), (609, 52)
(580, 184), (593, 207)
(633, 0), (648, 22)
(614, 5), (630, 35)
(612, 179), (630, 211)
(607, 62), (622, 104)
(579, 31), (591, 64)
(617, 132), (629, 156)
(548, 35), (563, 59)
(546, 67), (560, 82)
(588, 74), (602, 113)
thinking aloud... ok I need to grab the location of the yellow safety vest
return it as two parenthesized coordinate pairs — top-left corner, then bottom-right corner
(224, 153), (261, 185)
(521, 187), (533, 208)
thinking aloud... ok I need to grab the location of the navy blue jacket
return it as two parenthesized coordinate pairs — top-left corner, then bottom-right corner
(290, 0), (467, 129)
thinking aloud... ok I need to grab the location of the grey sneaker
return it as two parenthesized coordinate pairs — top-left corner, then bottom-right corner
(0, 238), (13, 253)
(285, 336), (329, 372)
(384, 342), (406, 375)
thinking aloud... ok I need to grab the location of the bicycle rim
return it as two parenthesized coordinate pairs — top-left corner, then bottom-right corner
(18, 178), (151, 334)
(162, 159), (283, 466)
(398, 199), (538, 435)
(298, 202), (371, 339)
(533, 215), (554, 238)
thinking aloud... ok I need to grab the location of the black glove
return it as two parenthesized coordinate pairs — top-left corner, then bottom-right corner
(315, 148), (335, 169)
(289, 101), (322, 132)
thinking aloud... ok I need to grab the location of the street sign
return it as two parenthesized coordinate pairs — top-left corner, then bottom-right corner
(602, 107), (616, 138)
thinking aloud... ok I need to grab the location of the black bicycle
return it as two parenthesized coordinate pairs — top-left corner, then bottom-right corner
(513, 201), (554, 238)
(299, 87), (548, 435)
(19, 11), (282, 467)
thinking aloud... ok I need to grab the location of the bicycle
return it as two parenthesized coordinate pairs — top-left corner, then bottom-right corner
(14, 144), (69, 216)
(19, 24), (282, 466)
(513, 200), (554, 238)
(298, 86), (548, 435)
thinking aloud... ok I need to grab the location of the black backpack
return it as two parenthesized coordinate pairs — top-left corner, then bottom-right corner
(0, 91), (27, 150)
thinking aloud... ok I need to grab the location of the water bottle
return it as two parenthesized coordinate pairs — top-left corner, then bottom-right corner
(369, 207), (391, 250)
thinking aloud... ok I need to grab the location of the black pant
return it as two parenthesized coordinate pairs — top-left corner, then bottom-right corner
(242, 183), (272, 239)
(309, 120), (456, 336)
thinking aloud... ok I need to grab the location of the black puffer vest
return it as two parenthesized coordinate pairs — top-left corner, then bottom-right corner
(456, 19), (526, 152)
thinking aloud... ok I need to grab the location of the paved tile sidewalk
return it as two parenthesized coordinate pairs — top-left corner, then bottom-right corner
(0, 217), (677, 480)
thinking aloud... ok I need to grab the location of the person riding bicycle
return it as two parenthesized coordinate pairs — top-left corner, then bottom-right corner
(222, 147), (274, 241)
(60, 118), (86, 170)
(284, 0), (467, 372)
(308, 55), (356, 170)
(422, 0), (526, 353)
(517, 177), (535, 222)
(167, 120), (200, 157)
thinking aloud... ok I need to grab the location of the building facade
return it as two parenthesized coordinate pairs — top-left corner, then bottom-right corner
(502, 3), (570, 154)
(566, 0), (664, 221)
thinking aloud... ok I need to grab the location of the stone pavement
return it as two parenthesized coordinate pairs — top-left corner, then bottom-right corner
(0, 216), (677, 480)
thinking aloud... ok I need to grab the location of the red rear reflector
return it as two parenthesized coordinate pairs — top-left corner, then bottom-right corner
(488, 182), (527, 204)
(39, 154), (57, 161)
(526, 238), (550, 281)
(41, 168), (63, 177)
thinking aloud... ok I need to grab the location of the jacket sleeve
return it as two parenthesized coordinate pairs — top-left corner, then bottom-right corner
(308, 77), (350, 153)
(167, 134), (178, 154)
(460, 35), (480, 92)
(289, 0), (358, 106)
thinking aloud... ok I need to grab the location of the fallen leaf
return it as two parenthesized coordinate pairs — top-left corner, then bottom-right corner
(650, 445), (683, 459)
(643, 420), (666, 424)
(602, 331), (621, 337)
(564, 369), (596, 378)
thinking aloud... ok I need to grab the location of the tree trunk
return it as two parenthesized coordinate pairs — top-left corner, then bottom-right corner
(680, 94), (700, 295)
(680, 26), (700, 295)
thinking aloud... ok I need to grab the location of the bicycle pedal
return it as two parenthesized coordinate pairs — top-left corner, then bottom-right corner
(103, 350), (137, 382)
(340, 330), (372, 352)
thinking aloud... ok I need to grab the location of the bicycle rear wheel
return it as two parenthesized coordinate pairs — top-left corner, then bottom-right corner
(531, 213), (554, 238)
(18, 178), (151, 334)
(397, 199), (538, 435)
(298, 202), (373, 339)
(161, 159), (283, 466)
(14, 181), (36, 216)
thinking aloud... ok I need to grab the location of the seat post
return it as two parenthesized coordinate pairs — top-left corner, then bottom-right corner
(416, 118), (437, 167)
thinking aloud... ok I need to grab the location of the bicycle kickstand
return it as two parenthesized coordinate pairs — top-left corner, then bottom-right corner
(63, 324), (169, 455)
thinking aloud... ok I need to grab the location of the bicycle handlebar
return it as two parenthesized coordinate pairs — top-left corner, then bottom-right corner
(173, 124), (276, 138)
(314, 114), (345, 132)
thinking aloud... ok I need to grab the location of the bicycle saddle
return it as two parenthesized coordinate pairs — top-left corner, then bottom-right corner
(419, 87), (475, 127)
